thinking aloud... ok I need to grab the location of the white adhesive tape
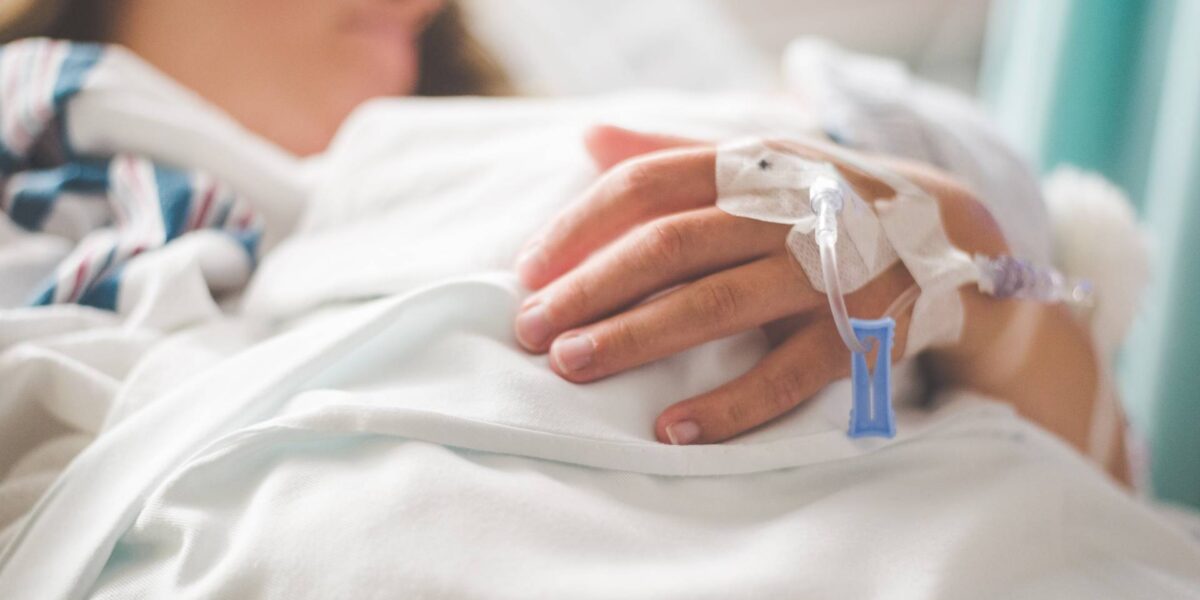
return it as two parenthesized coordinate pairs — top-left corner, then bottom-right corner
(716, 138), (898, 295)
(715, 138), (979, 356)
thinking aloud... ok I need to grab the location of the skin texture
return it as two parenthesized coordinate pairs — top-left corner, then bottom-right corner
(111, 0), (445, 156)
(515, 126), (1128, 483)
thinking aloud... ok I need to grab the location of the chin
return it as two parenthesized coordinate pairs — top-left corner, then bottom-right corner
(354, 66), (417, 98)
(341, 33), (421, 95)
(322, 65), (415, 132)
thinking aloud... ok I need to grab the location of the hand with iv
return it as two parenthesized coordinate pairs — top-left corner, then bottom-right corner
(514, 126), (1121, 479)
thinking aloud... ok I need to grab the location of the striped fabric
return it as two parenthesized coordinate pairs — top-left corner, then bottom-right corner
(0, 38), (261, 310)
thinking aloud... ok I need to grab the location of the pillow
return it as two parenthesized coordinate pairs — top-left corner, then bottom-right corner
(458, 0), (775, 94)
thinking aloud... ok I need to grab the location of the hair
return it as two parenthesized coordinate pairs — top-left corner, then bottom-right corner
(0, 0), (511, 96)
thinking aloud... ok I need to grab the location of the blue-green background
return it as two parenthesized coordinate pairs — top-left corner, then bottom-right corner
(981, 0), (1200, 508)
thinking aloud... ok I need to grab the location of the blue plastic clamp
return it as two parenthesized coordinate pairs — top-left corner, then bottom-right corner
(847, 317), (896, 438)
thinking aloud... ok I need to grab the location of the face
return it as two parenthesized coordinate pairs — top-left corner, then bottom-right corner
(115, 0), (447, 155)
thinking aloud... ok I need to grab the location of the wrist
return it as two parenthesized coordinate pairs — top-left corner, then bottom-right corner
(931, 288), (1042, 390)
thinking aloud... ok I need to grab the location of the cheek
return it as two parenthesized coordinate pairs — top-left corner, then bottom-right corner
(330, 34), (422, 97)
(318, 6), (434, 100)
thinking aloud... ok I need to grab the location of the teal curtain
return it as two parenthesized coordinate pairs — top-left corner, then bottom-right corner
(981, 0), (1200, 508)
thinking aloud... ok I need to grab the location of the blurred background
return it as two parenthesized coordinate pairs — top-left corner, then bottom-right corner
(460, 0), (1200, 509)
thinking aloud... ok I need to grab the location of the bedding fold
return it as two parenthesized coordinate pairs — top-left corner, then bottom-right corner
(0, 42), (1197, 599)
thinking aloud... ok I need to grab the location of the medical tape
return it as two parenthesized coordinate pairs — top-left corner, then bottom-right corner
(716, 138), (976, 357)
(715, 138), (1098, 440)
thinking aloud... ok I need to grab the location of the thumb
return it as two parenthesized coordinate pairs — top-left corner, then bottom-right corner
(583, 124), (704, 171)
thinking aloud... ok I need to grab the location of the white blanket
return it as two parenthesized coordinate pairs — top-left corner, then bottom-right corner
(1, 76), (1198, 600)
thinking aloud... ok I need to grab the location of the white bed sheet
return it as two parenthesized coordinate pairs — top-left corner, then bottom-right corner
(1, 80), (1198, 600)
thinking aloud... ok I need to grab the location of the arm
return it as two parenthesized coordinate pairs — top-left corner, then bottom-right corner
(515, 126), (1128, 482)
(881, 159), (1129, 483)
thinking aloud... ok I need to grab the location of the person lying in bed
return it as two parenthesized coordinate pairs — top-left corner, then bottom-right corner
(0, 0), (1125, 481)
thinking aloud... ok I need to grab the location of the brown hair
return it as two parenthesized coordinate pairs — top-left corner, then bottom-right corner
(415, 4), (511, 96)
(0, 0), (510, 96)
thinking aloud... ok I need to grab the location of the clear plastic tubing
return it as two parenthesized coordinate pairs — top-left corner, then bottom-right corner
(810, 176), (870, 355)
(974, 254), (1095, 306)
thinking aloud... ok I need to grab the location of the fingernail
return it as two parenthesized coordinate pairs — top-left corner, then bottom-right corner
(552, 334), (594, 372)
(515, 243), (545, 288)
(665, 420), (701, 445)
(515, 304), (553, 348)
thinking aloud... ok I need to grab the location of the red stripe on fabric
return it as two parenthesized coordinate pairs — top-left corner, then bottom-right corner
(2, 48), (20, 110)
(4, 48), (31, 151)
(69, 256), (89, 302)
(192, 185), (216, 230)
(125, 155), (144, 194)
(110, 159), (132, 226)
(35, 42), (57, 122)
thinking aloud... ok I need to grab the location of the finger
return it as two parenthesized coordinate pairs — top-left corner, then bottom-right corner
(584, 125), (704, 171)
(654, 265), (918, 446)
(655, 318), (848, 445)
(544, 256), (824, 382)
(517, 147), (717, 289)
(515, 208), (787, 351)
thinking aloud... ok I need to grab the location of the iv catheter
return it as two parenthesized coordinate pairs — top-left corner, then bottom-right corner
(809, 175), (901, 438)
(714, 136), (1095, 440)
(810, 176), (868, 354)
(806, 167), (1091, 440)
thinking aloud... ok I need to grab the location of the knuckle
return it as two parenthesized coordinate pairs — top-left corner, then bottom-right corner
(915, 169), (1006, 255)
(938, 182), (986, 223)
(763, 369), (809, 415)
(723, 398), (754, 430)
(690, 280), (745, 324)
(613, 160), (659, 200)
(942, 181), (980, 208)
(551, 276), (594, 321)
(602, 318), (648, 357)
(638, 218), (689, 267)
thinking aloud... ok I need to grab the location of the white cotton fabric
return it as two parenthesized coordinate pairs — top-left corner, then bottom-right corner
(0, 46), (309, 553)
(67, 46), (309, 252)
(1, 46), (1198, 600)
(0, 46), (310, 313)
(4, 271), (1193, 600)
(1042, 168), (1151, 359)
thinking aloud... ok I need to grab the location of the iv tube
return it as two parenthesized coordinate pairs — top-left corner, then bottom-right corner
(811, 176), (870, 355)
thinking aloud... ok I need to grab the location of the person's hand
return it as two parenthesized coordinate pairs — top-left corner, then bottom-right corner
(513, 125), (1009, 445)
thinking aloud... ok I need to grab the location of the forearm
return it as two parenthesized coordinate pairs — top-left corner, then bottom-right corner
(885, 156), (1130, 483)
(930, 291), (1130, 484)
